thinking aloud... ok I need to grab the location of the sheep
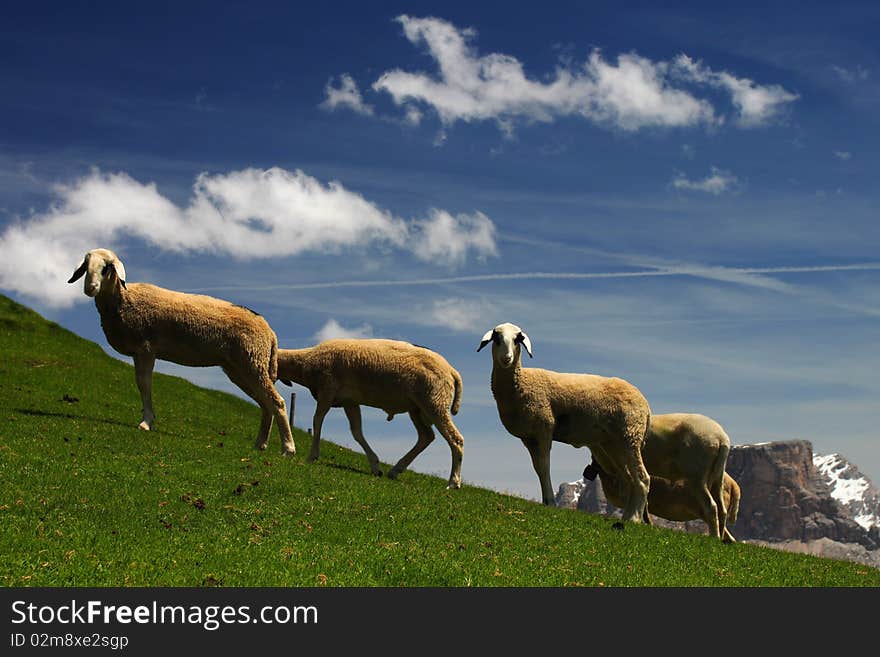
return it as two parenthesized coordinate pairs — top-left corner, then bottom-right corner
(275, 338), (465, 489)
(583, 412), (733, 540)
(477, 322), (652, 523)
(67, 248), (296, 454)
(584, 461), (741, 543)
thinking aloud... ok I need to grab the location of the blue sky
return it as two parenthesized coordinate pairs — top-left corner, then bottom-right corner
(2, 1), (879, 500)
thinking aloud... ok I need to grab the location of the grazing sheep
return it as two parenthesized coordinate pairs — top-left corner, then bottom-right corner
(276, 338), (465, 489)
(584, 459), (741, 543)
(68, 248), (296, 454)
(477, 322), (652, 523)
(583, 412), (733, 540)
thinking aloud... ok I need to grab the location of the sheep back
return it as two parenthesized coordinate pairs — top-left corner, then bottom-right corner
(494, 367), (650, 448)
(98, 283), (278, 368)
(642, 413), (730, 482)
(282, 339), (460, 415)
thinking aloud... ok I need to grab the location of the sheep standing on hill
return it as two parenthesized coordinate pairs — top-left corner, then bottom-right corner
(478, 322), (652, 523)
(68, 248), (296, 454)
(276, 339), (465, 489)
(584, 412), (733, 540)
(584, 461), (741, 543)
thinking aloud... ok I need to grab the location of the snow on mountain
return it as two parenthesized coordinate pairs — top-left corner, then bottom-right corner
(814, 452), (880, 530)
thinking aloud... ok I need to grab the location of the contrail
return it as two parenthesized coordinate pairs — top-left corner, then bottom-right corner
(184, 262), (880, 293)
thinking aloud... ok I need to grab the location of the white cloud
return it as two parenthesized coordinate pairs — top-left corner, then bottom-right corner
(672, 166), (739, 195)
(672, 55), (799, 126)
(313, 318), (373, 341)
(428, 298), (489, 332)
(0, 166), (498, 307)
(364, 15), (796, 135)
(320, 74), (374, 115)
(410, 209), (497, 266)
(834, 150), (852, 160)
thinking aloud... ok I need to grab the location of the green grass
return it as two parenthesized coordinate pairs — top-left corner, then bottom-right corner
(0, 295), (877, 587)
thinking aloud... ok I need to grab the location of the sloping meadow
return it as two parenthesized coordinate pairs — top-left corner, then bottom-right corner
(1, 295), (877, 587)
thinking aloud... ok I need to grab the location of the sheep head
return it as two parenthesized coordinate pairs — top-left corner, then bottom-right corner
(68, 248), (126, 297)
(477, 322), (532, 368)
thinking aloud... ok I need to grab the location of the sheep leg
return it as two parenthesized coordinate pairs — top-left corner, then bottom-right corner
(696, 483), (720, 538)
(343, 404), (382, 476)
(307, 398), (332, 463)
(254, 373), (295, 456)
(224, 366), (294, 455)
(523, 437), (554, 505)
(387, 410), (436, 481)
(432, 412), (464, 490)
(222, 367), (272, 449)
(619, 444), (650, 524)
(133, 353), (156, 431)
(722, 527), (737, 543)
(711, 477), (728, 541)
(709, 447), (729, 541)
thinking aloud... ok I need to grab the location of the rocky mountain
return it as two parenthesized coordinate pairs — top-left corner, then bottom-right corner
(556, 439), (880, 568)
(812, 452), (880, 531)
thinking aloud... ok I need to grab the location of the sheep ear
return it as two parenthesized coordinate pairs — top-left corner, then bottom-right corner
(102, 260), (127, 288)
(517, 331), (533, 358)
(68, 258), (88, 284)
(477, 329), (494, 352)
(583, 462), (598, 481)
(112, 260), (126, 288)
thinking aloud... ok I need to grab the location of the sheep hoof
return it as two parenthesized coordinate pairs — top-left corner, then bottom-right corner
(446, 480), (462, 490)
(386, 469), (400, 480)
(137, 420), (152, 431)
(611, 521), (625, 531)
(371, 468), (383, 477)
(282, 447), (296, 457)
(306, 454), (318, 463)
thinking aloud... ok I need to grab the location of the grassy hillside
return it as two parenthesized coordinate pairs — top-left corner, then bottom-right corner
(0, 294), (877, 587)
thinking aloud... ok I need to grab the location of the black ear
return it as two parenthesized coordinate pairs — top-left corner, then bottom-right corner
(67, 259), (88, 284)
(515, 331), (533, 358)
(476, 328), (495, 352)
(583, 462), (599, 481)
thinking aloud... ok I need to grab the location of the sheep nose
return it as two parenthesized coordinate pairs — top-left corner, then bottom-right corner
(501, 355), (513, 366)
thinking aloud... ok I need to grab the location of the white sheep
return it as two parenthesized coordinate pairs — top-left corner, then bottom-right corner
(584, 414), (739, 542)
(645, 412), (731, 539)
(478, 322), (652, 522)
(276, 338), (465, 489)
(68, 248), (296, 454)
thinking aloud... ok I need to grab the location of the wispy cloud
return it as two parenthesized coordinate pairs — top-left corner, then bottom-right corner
(185, 262), (880, 293)
(830, 64), (870, 84)
(359, 15), (797, 135)
(0, 166), (498, 307)
(672, 55), (799, 126)
(313, 318), (373, 341)
(672, 166), (739, 195)
(428, 297), (491, 332)
(320, 74), (374, 116)
(834, 150), (852, 160)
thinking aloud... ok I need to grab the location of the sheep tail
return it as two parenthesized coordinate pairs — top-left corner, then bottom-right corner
(450, 369), (463, 416)
(727, 483), (740, 525)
